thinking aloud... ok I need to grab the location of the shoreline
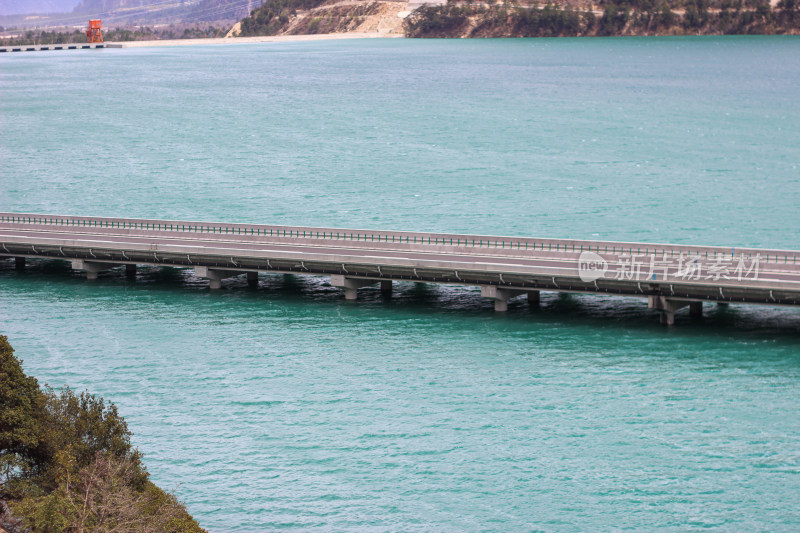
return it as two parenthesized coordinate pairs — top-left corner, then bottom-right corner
(110, 32), (404, 48)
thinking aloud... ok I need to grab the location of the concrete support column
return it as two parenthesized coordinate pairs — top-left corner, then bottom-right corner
(71, 259), (117, 281)
(126, 264), (137, 277)
(648, 296), (691, 326)
(15, 257), (25, 270)
(481, 285), (524, 312)
(689, 301), (703, 317)
(247, 271), (259, 287)
(380, 280), (393, 297)
(527, 290), (540, 307)
(195, 266), (238, 290)
(330, 274), (375, 300)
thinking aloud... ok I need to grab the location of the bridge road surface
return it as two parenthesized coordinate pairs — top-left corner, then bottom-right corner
(0, 43), (119, 53)
(2, 213), (799, 325)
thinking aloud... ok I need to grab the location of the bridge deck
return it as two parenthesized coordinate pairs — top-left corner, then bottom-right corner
(2, 213), (799, 322)
(0, 43), (119, 53)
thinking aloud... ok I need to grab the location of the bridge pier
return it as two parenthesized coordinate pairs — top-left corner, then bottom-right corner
(71, 259), (119, 281)
(481, 285), (524, 312)
(528, 290), (540, 307)
(126, 264), (137, 278)
(648, 296), (703, 326)
(247, 272), (258, 287)
(330, 274), (375, 300)
(381, 280), (393, 297)
(195, 266), (239, 290)
(15, 257), (25, 270)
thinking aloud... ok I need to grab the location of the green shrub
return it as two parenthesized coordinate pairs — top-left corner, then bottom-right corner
(0, 335), (205, 533)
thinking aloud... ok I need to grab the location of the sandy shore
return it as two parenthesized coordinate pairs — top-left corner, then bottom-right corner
(111, 32), (403, 48)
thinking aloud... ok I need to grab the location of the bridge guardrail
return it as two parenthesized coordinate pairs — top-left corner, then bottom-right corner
(1, 213), (797, 266)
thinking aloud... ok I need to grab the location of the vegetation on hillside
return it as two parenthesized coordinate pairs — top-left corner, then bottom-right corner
(0, 29), (89, 46)
(404, 0), (800, 37)
(0, 24), (226, 46)
(104, 24), (228, 40)
(0, 335), (205, 533)
(239, 0), (331, 35)
(406, 2), (594, 37)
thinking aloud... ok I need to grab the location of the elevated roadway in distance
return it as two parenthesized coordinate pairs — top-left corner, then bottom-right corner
(2, 213), (799, 325)
(0, 43), (120, 53)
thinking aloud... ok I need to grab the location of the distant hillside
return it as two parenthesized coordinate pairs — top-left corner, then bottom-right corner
(0, 0), (249, 28)
(0, 0), (80, 16)
(70, 0), (252, 17)
(71, 0), (161, 12)
(185, 0), (258, 22)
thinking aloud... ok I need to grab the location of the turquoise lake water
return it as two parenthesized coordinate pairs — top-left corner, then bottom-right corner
(1, 36), (799, 530)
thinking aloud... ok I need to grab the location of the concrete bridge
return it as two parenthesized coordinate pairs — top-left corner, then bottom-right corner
(2, 213), (798, 325)
(0, 43), (120, 53)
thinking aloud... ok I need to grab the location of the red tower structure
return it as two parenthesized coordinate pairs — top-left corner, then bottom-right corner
(85, 20), (103, 43)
